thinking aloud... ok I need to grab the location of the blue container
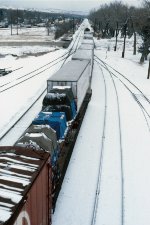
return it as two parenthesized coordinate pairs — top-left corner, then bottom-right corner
(32, 112), (67, 140)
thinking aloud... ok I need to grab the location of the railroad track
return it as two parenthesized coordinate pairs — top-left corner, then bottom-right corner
(95, 55), (150, 132)
(0, 24), (85, 144)
(91, 59), (124, 225)
(0, 88), (47, 145)
(91, 61), (107, 225)
(92, 54), (150, 223)
(0, 25), (84, 94)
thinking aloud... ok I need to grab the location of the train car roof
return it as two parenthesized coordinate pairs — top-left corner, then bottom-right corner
(21, 124), (58, 150)
(81, 39), (94, 45)
(72, 49), (93, 61)
(83, 33), (93, 40)
(48, 60), (90, 82)
(79, 44), (94, 50)
(0, 146), (50, 224)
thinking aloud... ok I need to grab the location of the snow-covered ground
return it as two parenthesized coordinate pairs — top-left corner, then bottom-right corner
(0, 20), (150, 225)
(53, 35), (150, 225)
(0, 26), (55, 57)
(0, 21), (85, 143)
(0, 26), (54, 39)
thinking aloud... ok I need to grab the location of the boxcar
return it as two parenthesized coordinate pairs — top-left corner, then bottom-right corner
(0, 146), (52, 225)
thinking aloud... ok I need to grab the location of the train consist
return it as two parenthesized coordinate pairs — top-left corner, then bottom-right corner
(0, 25), (94, 225)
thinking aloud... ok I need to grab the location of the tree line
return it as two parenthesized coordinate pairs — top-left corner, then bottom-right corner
(89, 0), (150, 64)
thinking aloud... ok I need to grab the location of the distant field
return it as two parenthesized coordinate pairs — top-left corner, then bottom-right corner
(0, 26), (57, 57)
(0, 26), (54, 40)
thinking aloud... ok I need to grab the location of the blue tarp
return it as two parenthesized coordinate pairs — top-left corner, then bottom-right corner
(32, 112), (67, 140)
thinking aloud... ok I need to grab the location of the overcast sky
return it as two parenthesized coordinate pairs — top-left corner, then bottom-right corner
(0, 0), (143, 14)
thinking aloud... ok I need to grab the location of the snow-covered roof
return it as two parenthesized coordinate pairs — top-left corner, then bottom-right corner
(0, 146), (49, 224)
(83, 33), (93, 40)
(81, 39), (94, 45)
(72, 49), (93, 61)
(17, 132), (54, 154)
(48, 60), (90, 82)
(79, 44), (94, 50)
(23, 124), (58, 150)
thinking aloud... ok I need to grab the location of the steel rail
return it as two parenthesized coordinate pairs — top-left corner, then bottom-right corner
(95, 58), (150, 131)
(0, 88), (47, 142)
(0, 55), (70, 94)
(91, 60), (107, 225)
(94, 54), (150, 104)
(0, 29), (84, 141)
(0, 52), (68, 89)
(98, 58), (125, 225)
(0, 26), (83, 91)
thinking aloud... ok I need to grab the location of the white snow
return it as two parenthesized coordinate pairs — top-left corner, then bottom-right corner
(53, 34), (150, 225)
(0, 19), (150, 225)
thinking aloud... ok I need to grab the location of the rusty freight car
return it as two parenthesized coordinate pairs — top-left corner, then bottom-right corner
(0, 146), (52, 225)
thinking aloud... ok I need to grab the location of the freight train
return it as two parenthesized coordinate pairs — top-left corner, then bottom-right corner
(0, 27), (94, 225)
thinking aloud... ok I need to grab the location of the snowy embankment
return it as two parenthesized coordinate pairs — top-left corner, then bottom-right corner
(53, 35), (150, 225)
(0, 48), (67, 140)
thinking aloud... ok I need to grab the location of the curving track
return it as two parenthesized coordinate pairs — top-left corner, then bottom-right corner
(0, 27), (83, 94)
(52, 58), (124, 225)
(94, 55), (150, 132)
(53, 37), (150, 225)
(91, 60), (124, 225)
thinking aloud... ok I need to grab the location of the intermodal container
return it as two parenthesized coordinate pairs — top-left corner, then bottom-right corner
(47, 60), (91, 112)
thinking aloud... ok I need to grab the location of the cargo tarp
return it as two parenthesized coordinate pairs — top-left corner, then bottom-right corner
(43, 105), (72, 121)
(24, 124), (57, 150)
(32, 112), (67, 139)
(43, 93), (70, 106)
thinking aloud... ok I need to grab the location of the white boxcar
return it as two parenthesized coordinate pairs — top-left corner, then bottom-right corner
(79, 43), (94, 50)
(82, 39), (94, 45)
(47, 60), (91, 112)
(83, 33), (93, 40)
(72, 49), (93, 61)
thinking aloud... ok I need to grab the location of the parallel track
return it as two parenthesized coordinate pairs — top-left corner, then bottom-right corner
(91, 61), (107, 225)
(0, 26), (84, 143)
(0, 27), (83, 94)
(95, 55), (150, 132)
(91, 59), (125, 225)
